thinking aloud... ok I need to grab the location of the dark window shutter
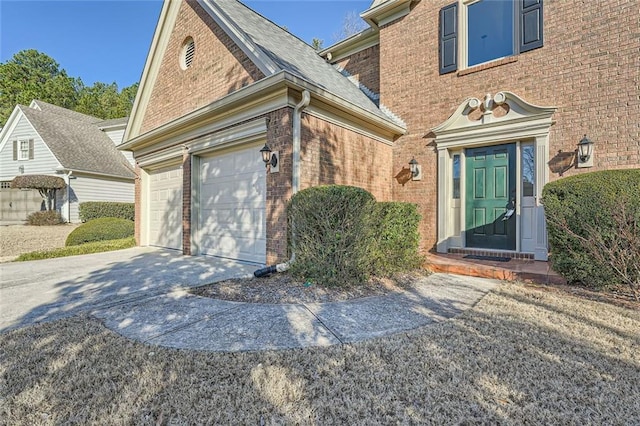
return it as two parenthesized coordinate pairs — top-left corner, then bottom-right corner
(439, 3), (458, 74)
(13, 141), (17, 161)
(28, 139), (34, 159)
(520, 0), (543, 53)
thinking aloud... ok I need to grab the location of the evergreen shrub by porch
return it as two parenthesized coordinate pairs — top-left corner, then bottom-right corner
(79, 202), (135, 222)
(288, 185), (376, 287)
(287, 185), (423, 287)
(66, 217), (134, 246)
(369, 202), (423, 276)
(542, 169), (640, 294)
(27, 210), (64, 226)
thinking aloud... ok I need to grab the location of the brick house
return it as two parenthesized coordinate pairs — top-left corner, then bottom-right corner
(121, 0), (639, 265)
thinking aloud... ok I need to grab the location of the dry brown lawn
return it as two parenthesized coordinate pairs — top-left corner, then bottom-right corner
(1, 283), (638, 425)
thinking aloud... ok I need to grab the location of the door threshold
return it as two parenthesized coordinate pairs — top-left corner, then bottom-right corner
(448, 248), (534, 260)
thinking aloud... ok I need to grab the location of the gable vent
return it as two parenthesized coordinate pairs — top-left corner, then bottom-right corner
(180, 37), (195, 70)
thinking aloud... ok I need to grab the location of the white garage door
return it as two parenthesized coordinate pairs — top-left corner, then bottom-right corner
(148, 165), (183, 250)
(198, 147), (266, 263)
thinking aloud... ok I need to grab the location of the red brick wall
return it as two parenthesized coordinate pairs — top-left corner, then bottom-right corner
(140, 0), (264, 134)
(335, 45), (381, 94)
(265, 108), (294, 264)
(379, 0), (640, 252)
(300, 114), (393, 202)
(263, 109), (394, 263)
(181, 151), (192, 255)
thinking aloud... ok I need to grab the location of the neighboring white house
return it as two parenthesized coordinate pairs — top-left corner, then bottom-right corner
(0, 100), (135, 223)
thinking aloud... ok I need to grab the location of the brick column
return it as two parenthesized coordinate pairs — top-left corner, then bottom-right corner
(182, 150), (192, 255)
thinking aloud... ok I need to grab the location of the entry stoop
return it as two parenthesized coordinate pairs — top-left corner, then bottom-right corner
(425, 252), (566, 285)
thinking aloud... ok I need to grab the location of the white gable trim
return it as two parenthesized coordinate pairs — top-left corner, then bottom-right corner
(0, 105), (62, 171)
(124, 0), (180, 142)
(197, 0), (279, 76)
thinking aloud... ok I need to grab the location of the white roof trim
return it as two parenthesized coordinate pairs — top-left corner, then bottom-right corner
(197, 0), (279, 77)
(124, 0), (178, 142)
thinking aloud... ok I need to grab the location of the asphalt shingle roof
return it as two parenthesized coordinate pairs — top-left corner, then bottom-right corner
(208, 0), (401, 125)
(20, 104), (134, 179)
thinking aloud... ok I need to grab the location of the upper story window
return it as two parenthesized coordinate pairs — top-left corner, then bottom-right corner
(13, 139), (33, 161)
(439, 0), (544, 74)
(19, 140), (29, 160)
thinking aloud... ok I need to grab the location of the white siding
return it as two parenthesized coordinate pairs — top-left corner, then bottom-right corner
(104, 128), (125, 145)
(66, 174), (134, 223)
(105, 128), (135, 167)
(0, 114), (61, 181)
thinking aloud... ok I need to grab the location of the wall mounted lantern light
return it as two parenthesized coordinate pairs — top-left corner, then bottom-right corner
(259, 144), (279, 173)
(409, 157), (422, 181)
(576, 134), (594, 168)
(18, 165), (24, 174)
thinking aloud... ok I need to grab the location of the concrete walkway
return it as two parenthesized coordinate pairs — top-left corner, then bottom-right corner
(92, 274), (498, 352)
(1, 247), (499, 352)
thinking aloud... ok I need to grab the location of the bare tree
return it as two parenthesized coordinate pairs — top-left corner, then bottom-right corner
(332, 10), (368, 42)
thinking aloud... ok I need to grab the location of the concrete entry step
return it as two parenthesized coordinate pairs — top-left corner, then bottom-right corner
(425, 253), (566, 285)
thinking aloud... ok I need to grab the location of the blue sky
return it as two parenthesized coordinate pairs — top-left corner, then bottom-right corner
(0, 0), (370, 89)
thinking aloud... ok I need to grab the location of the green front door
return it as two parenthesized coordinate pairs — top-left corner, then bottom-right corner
(465, 144), (516, 250)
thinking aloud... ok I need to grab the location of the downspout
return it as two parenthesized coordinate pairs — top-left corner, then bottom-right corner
(254, 90), (310, 277)
(66, 171), (73, 223)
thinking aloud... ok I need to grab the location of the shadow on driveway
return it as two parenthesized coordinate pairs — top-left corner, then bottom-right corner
(0, 247), (256, 332)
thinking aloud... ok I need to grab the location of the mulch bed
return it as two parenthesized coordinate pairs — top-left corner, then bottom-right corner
(191, 269), (639, 310)
(190, 270), (430, 304)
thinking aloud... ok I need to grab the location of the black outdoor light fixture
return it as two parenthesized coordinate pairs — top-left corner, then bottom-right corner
(577, 134), (594, 163)
(409, 157), (421, 180)
(260, 143), (278, 169)
(260, 143), (279, 173)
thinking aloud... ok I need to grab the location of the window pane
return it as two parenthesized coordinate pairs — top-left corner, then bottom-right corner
(19, 140), (29, 159)
(468, 0), (514, 66)
(452, 154), (461, 199)
(522, 145), (535, 197)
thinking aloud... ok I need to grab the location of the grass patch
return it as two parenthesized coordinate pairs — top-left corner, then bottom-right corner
(15, 237), (136, 261)
(1, 284), (638, 424)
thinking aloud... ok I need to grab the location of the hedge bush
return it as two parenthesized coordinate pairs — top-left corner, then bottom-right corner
(369, 202), (423, 276)
(27, 210), (64, 226)
(287, 185), (423, 287)
(66, 217), (135, 246)
(542, 169), (640, 296)
(288, 185), (376, 287)
(79, 202), (135, 222)
(17, 237), (136, 261)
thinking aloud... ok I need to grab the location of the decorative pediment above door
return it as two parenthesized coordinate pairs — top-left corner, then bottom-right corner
(432, 92), (556, 148)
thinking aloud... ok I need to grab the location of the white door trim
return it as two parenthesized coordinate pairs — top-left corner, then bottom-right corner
(433, 92), (556, 260)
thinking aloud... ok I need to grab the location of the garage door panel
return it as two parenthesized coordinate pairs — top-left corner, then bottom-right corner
(200, 235), (266, 262)
(148, 166), (182, 250)
(197, 147), (266, 263)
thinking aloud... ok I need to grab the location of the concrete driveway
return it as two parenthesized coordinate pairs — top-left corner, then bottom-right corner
(0, 247), (256, 332)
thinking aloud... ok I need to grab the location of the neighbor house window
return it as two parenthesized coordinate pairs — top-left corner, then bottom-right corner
(439, 0), (544, 74)
(13, 139), (34, 161)
(1, 181), (11, 189)
(19, 140), (29, 160)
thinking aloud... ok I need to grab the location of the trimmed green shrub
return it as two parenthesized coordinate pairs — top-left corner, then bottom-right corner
(66, 217), (134, 246)
(17, 237), (136, 261)
(27, 210), (64, 226)
(542, 169), (640, 297)
(288, 185), (376, 287)
(370, 202), (423, 276)
(79, 202), (135, 222)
